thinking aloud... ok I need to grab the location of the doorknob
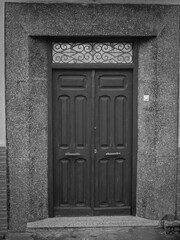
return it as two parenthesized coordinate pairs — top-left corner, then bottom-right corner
(65, 152), (80, 156)
(106, 152), (121, 156)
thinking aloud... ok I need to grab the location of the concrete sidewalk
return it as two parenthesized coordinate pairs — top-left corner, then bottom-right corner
(5, 228), (180, 240)
(4, 216), (180, 240)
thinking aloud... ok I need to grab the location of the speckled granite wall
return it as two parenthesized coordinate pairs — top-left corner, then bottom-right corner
(177, 148), (180, 219)
(137, 18), (179, 219)
(28, 38), (49, 222)
(5, 3), (179, 231)
(0, 147), (7, 235)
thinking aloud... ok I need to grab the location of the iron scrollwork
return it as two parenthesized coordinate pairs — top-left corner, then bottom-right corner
(52, 42), (133, 64)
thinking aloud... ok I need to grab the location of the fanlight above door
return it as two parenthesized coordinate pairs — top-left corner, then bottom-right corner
(52, 42), (133, 64)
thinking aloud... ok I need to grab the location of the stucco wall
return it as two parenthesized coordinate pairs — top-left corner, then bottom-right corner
(5, 3), (179, 231)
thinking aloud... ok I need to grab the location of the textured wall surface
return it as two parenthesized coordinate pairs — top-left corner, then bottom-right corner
(177, 148), (180, 219)
(137, 10), (179, 218)
(0, 2), (6, 147)
(5, 3), (179, 231)
(0, 147), (7, 234)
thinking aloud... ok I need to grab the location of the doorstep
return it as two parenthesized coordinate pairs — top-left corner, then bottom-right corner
(27, 216), (162, 232)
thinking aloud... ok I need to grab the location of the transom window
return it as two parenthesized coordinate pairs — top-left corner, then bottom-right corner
(52, 42), (133, 64)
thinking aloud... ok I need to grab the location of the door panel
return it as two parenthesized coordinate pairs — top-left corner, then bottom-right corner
(99, 96), (110, 147)
(52, 70), (92, 216)
(52, 69), (133, 216)
(94, 70), (133, 215)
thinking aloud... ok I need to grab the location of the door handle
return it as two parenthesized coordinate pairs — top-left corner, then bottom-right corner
(106, 152), (121, 156)
(65, 152), (80, 156)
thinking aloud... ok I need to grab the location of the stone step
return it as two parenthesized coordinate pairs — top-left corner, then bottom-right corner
(27, 216), (162, 232)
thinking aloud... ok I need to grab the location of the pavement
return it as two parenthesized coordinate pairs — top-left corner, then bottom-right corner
(4, 228), (180, 240)
(3, 216), (180, 240)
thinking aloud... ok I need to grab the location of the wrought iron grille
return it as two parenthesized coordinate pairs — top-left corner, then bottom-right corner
(52, 42), (133, 64)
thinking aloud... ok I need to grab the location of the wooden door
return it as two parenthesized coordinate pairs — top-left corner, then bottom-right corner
(52, 69), (92, 216)
(52, 69), (133, 216)
(94, 70), (133, 215)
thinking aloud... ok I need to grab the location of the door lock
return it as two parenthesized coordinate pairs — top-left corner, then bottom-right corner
(94, 149), (97, 154)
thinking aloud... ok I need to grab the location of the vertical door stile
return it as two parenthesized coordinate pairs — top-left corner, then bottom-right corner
(91, 70), (95, 214)
(70, 96), (75, 206)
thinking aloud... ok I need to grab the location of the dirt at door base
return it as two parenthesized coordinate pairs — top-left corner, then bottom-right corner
(6, 228), (180, 240)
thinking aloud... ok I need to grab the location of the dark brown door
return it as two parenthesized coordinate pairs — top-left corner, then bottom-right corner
(94, 70), (133, 215)
(52, 70), (92, 216)
(52, 69), (133, 216)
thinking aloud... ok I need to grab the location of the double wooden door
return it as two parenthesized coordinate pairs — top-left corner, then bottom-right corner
(52, 68), (133, 216)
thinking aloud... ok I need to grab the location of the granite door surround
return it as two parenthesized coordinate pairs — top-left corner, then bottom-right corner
(5, 3), (179, 231)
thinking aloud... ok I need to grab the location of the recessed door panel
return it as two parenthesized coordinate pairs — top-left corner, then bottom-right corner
(59, 96), (70, 147)
(99, 96), (110, 147)
(59, 158), (70, 205)
(75, 158), (87, 206)
(75, 96), (87, 147)
(114, 96), (126, 147)
(114, 158), (125, 205)
(98, 158), (109, 205)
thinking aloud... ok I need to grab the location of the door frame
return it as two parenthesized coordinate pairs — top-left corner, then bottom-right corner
(48, 40), (138, 217)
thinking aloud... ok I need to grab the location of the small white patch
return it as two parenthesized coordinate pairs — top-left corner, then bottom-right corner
(143, 95), (149, 102)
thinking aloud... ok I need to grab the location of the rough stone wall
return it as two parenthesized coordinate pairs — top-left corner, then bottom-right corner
(0, 147), (7, 235)
(177, 148), (180, 219)
(137, 7), (180, 219)
(5, 14), (49, 230)
(28, 38), (49, 223)
(177, 7), (180, 220)
(5, 3), (179, 231)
